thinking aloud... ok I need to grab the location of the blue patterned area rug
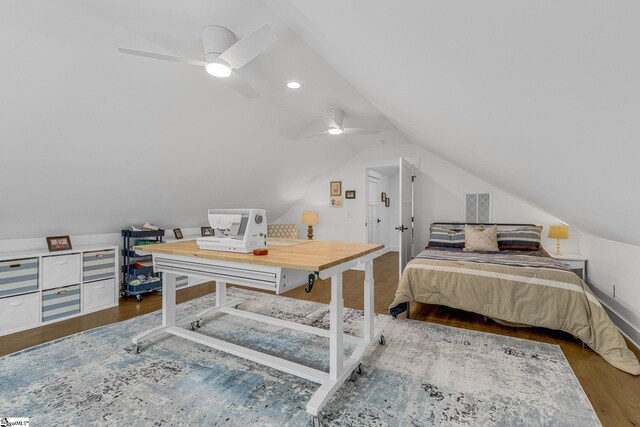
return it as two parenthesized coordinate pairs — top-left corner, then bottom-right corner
(0, 288), (600, 426)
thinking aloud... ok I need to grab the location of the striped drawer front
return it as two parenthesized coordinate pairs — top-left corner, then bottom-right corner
(83, 250), (116, 282)
(176, 275), (189, 288)
(42, 284), (80, 323)
(0, 258), (38, 298)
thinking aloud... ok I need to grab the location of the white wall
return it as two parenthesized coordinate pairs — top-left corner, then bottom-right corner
(276, 143), (580, 256)
(580, 234), (640, 346)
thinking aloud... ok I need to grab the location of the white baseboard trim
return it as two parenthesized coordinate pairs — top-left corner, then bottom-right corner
(590, 286), (640, 350)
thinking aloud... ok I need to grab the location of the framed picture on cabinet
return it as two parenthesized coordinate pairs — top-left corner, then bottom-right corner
(46, 235), (72, 252)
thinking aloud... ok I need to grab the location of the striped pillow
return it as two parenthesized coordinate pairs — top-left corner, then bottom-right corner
(428, 226), (465, 248)
(497, 226), (543, 251)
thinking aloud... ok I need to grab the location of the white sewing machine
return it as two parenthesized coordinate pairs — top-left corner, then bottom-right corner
(196, 209), (267, 253)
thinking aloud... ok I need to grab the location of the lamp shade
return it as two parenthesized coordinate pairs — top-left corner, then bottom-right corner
(548, 225), (568, 240)
(302, 211), (319, 226)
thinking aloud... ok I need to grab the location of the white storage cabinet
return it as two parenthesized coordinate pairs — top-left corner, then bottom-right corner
(0, 245), (119, 336)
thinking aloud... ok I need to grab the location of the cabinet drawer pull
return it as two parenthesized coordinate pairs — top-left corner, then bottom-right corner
(9, 300), (26, 307)
(96, 254), (105, 258)
(9, 263), (21, 268)
(57, 290), (68, 295)
(56, 260), (69, 265)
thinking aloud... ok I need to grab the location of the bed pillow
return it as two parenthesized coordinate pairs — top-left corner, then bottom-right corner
(427, 226), (465, 248)
(464, 224), (499, 252)
(497, 226), (543, 251)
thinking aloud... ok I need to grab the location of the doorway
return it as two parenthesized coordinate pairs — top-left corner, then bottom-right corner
(366, 158), (414, 278)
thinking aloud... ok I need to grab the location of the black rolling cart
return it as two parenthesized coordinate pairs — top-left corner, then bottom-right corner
(121, 229), (164, 302)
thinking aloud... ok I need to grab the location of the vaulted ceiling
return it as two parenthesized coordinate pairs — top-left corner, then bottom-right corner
(267, 0), (640, 246)
(2, 0), (638, 246)
(0, 0), (410, 239)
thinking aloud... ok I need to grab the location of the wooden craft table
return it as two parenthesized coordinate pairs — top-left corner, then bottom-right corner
(131, 239), (385, 425)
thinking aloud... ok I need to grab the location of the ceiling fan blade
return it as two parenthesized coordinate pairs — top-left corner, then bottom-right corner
(118, 48), (204, 67)
(224, 73), (260, 99)
(218, 25), (277, 70)
(342, 128), (381, 135)
(320, 114), (340, 129)
(303, 130), (330, 139)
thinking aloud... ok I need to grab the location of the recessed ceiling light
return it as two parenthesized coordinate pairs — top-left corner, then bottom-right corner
(328, 128), (343, 135)
(286, 81), (302, 89)
(378, 140), (385, 144)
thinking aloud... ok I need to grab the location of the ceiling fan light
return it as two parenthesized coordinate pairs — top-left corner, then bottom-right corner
(328, 128), (343, 135)
(205, 60), (232, 78)
(286, 81), (302, 89)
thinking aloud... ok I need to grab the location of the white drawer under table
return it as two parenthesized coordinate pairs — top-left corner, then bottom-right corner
(130, 240), (385, 424)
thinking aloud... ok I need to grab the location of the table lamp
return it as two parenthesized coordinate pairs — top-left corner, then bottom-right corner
(302, 211), (319, 240)
(548, 225), (568, 255)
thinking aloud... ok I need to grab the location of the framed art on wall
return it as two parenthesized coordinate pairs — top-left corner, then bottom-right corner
(330, 181), (342, 196)
(201, 227), (214, 236)
(329, 196), (343, 207)
(381, 192), (386, 202)
(385, 198), (390, 207)
(345, 190), (356, 199)
(173, 228), (183, 239)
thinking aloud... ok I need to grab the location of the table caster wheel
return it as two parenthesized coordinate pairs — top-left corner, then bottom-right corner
(132, 344), (140, 354)
(120, 290), (127, 298)
(136, 295), (143, 302)
(196, 320), (201, 328)
(349, 370), (357, 382)
(356, 363), (364, 375)
(312, 416), (322, 427)
(190, 322), (197, 331)
(379, 335), (386, 346)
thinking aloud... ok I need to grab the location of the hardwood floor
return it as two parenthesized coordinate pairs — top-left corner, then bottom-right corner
(1, 251), (638, 426)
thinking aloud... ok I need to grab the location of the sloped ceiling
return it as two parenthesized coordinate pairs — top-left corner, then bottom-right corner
(0, 0), (410, 239)
(266, 0), (640, 246)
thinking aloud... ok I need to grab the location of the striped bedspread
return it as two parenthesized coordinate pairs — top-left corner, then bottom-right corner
(415, 248), (572, 271)
(390, 248), (640, 375)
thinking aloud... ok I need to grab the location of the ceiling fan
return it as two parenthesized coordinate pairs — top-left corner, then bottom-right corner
(304, 109), (381, 138)
(118, 24), (277, 98)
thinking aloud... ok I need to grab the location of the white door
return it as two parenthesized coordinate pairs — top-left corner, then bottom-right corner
(398, 157), (414, 276)
(367, 175), (381, 243)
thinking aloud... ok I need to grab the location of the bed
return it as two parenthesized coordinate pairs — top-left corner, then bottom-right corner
(389, 223), (640, 375)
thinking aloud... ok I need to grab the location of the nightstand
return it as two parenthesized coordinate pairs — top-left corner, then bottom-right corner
(548, 252), (588, 281)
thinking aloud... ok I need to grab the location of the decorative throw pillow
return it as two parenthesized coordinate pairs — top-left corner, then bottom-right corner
(464, 224), (499, 252)
(497, 226), (543, 251)
(428, 226), (465, 248)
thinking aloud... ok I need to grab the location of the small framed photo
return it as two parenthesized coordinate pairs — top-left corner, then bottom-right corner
(201, 227), (214, 237)
(381, 192), (386, 202)
(345, 190), (356, 199)
(385, 198), (390, 207)
(46, 235), (72, 252)
(330, 181), (342, 196)
(173, 228), (183, 240)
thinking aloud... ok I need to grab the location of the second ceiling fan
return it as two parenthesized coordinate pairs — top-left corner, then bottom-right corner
(305, 109), (380, 138)
(119, 24), (277, 98)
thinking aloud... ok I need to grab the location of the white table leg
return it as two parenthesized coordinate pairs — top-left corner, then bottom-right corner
(132, 272), (177, 348)
(162, 273), (177, 327)
(216, 281), (227, 307)
(330, 273), (344, 381)
(364, 259), (374, 342)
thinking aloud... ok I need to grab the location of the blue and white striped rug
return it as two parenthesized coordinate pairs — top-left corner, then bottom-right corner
(0, 288), (600, 426)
